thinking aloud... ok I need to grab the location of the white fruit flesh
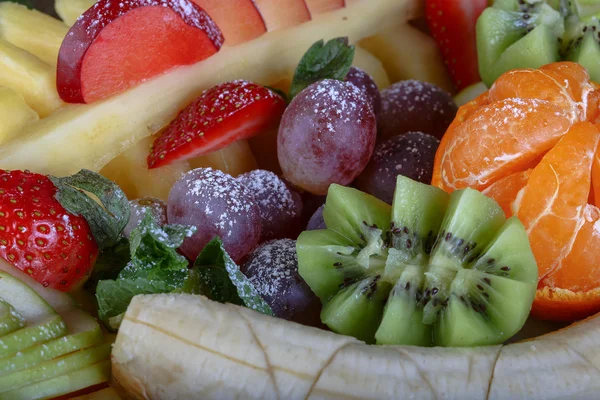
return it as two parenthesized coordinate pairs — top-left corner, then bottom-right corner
(55, 0), (96, 26)
(0, 308), (103, 376)
(0, 87), (39, 145)
(0, 0), (420, 176)
(0, 271), (55, 325)
(0, 39), (63, 117)
(0, 360), (111, 400)
(0, 3), (68, 66)
(0, 342), (111, 393)
(454, 81), (487, 106)
(359, 22), (454, 93)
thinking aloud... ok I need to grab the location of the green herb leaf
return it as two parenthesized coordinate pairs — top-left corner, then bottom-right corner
(84, 237), (130, 293)
(0, 0), (33, 8)
(289, 37), (355, 100)
(95, 211), (196, 327)
(192, 237), (273, 316)
(50, 170), (130, 250)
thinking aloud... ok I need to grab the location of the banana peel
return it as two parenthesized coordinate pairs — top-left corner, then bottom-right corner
(112, 293), (600, 400)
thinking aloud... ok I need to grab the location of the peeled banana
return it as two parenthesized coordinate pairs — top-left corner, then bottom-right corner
(112, 293), (600, 400)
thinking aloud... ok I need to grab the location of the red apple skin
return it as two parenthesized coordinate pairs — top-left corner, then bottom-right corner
(57, 0), (224, 104)
(252, 0), (311, 31)
(305, 0), (345, 15)
(191, 0), (266, 46)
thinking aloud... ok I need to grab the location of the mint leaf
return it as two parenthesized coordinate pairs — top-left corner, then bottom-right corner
(50, 170), (130, 250)
(289, 37), (355, 100)
(95, 211), (196, 327)
(193, 238), (273, 316)
(0, 0), (33, 8)
(85, 237), (130, 293)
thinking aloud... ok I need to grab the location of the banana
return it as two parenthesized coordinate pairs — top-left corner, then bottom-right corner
(0, 0), (420, 176)
(0, 87), (39, 145)
(113, 294), (600, 400)
(0, 2), (68, 66)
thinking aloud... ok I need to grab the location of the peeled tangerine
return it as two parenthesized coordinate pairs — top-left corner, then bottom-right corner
(432, 62), (600, 321)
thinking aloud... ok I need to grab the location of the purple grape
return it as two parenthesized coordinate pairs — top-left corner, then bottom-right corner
(168, 168), (261, 262)
(379, 80), (457, 140)
(242, 239), (321, 326)
(237, 170), (303, 241)
(307, 205), (326, 231)
(355, 132), (440, 204)
(345, 67), (381, 115)
(122, 197), (167, 238)
(278, 79), (377, 195)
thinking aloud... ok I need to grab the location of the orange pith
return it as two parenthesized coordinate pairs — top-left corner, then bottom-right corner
(433, 62), (600, 321)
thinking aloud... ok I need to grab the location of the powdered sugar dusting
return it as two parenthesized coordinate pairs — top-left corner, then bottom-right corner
(122, 197), (168, 238)
(243, 239), (298, 298)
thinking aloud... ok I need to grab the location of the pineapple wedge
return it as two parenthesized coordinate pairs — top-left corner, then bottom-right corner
(359, 23), (454, 92)
(0, 2), (68, 66)
(0, 87), (39, 145)
(0, 39), (63, 117)
(189, 140), (258, 177)
(0, 0), (419, 176)
(55, 0), (96, 27)
(100, 136), (190, 202)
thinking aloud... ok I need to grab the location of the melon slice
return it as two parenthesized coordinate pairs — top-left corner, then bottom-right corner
(0, 0), (421, 176)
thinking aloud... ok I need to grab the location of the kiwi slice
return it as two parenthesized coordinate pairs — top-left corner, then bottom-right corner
(477, 0), (600, 86)
(296, 176), (538, 347)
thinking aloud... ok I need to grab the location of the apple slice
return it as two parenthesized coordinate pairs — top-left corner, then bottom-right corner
(0, 300), (24, 337)
(57, 0), (224, 104)
(305, 0), (345, 15)
(191, 0), (266, 46)
(0, 342), (111, 393)
(0, 2), (68, 67)
(253, 0), (311, 31)
(0, 360), (111, 400)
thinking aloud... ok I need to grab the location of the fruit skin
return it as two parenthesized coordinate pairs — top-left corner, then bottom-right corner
(278, 79), (377, 195)
(148, 80), (285, 169)
(425, 0), (488, 90)
(57, 0), (225, 104)
(0, 170), (98, 291)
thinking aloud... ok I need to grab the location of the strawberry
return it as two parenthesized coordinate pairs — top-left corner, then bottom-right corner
(147, 80), (286, 169)
(0, 170), (98, 291)
(425, 0), (488, 90)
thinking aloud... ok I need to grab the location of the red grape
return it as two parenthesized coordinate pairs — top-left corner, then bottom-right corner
(237, 170), (303, 241)
(355, 132), (440, 204)
(378, 80), (457, 140)
(168, 168), (261, 262)
(345, 67), (381, 115)
(278, 79), (377, 195)
(122, 197), (168, 238)
(306, 205), (326, 231)
(241, 239), (321, 326)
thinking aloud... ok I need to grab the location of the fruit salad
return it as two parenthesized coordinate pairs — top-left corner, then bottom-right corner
(0, 0), (599, 398)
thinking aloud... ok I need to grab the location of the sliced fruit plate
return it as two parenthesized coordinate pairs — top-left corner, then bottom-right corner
(1, 0), (600, 398)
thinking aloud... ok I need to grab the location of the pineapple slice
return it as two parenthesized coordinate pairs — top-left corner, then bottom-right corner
(248, 128), (281, 175)
(189, 140), (258, 177)
(0, 2), (68, 66)
(353, 45), (390, 89)
(359, 23), (454, 92)
(100, 136), (190, 201)
(0, 87), (39, 144)
(55, 0), (96, 26)
(0, 0), (420, 176)
(0, 39), (63, 117)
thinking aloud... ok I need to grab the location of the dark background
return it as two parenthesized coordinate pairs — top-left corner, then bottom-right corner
(30, 0), (58, 17)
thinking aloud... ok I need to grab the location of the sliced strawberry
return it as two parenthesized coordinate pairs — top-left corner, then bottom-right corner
(425, 0), (487, 90)
(0, 170), (98, 291)
(148, 80), (286, 169)
(57, 0), (224, 104)
(191, 0), (266, 46)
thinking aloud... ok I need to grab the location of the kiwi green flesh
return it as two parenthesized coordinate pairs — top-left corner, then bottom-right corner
(321, 277), (392, 344)
(296, 178), (537, 347)
(568, 31), (600, 81)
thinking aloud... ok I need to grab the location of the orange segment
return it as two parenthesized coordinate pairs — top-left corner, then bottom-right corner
(517, 122), (600, 281)
(531, 286), (600, 322)
(592, 142), (600, 207)
(433, 98), (572, 191)
(482, 169), (531, 217)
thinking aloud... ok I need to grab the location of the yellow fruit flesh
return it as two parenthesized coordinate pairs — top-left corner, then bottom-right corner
(0, 39), (63, 118)
(55, 0), (96, 26)
(0, 2), (68, 66)
(0, 0), (420, 176)
(353, 46), (390, 89)
(189, 140), (258, 178)
(359, 23), (454, 93)
(0, 87), (39, 145)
